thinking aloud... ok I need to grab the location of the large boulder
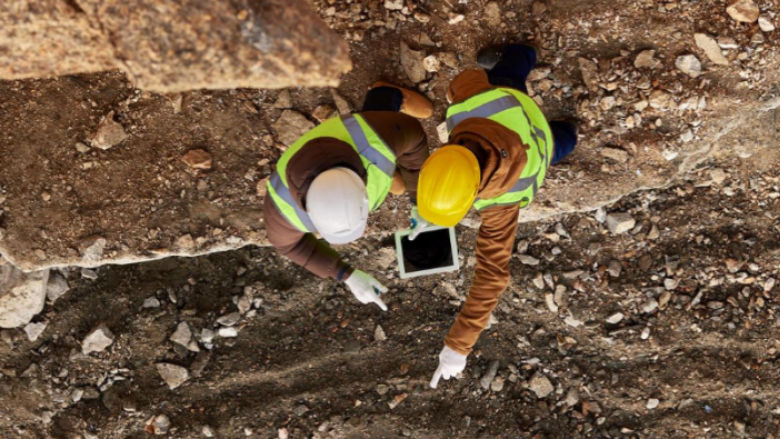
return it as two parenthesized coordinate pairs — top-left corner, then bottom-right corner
(0, 0), (351, 91)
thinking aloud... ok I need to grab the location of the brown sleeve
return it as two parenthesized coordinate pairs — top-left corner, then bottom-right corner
(448, 69), (495, 104)
(263, 194), (352, 280)
(361, 111), (428, 202)
(444, 204), (519, 355)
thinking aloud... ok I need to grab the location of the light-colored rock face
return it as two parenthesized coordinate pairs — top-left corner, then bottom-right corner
(0, 259), (49, 328)
(0, 0), (351, 92)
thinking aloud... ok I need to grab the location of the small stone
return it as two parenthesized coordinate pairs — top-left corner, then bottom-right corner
(218, 327), (238, 338)
(680, 129), (694, 143)
(376, 383), (389, 395)
(384, 0), (403, 10)
(519, 255), (540, 266)
(156, 363), (190, 389)
(400, 41), (427, 83)
(600, 96), (616, 111)
(694, 33), (729, 66)
(170, 322), (198, 352)
(24, 321), (47, 341)
(758, 16), (775, 32)
(142, 297), (161, 308)
(272, 110), (315, 147)
(565, 388), (580, 406)
(484, 2), (501, 27)
(528, 373), (554, 398)
(675, 54), (702, 77)
(634, 50), (661, 69)
(311, 104), (336, 122)
(607, 261), (622, 277)
(641, 327), (651, 339)
(217, 312), (241, 327)
(330, 90), (352, 115)
(202, 426), (216, 437)
(480, 360), (500, 390)
(544, 293), (559, 313)
(388, 392), (408, 409)
(718, 37), (739, 49)
(606, 212), (636, 234)
(200, 328), (216, 344)
(422, 55), (440, 72)
(646, 398), (660, 409)
(532, 273), (545, 290)
(148, 414), (171, 435)
(649, 90), (672, 109)
(606, 312), (624, 324)
(374, 325), (387, 342)
(647, 224), (660, 240)
(181, 149), (212, 170)
(89, 111), (128, 150)
(80, 237), (107, 262)
(46, 271), (70, 303)
(600, 147), (629, 163)
(726, 0), (759, 23)
(277, 427), (290, 439)
(273, 90), (292, 108)
(642, 298), (659, 314)
(578, 57), (599, 92)
(491, 376), (505, 392)
(437, 121), (449, 144)
(437, 52), (459, 69)
(664, 278), (679, 290)
(75, 142), (90, 153)
(82, 325), (114, 354)
(448, 13), (465, 25)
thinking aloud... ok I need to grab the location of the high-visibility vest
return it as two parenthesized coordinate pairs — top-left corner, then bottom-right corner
(445, 87), (554, 211)
(266, 114), (397, 232)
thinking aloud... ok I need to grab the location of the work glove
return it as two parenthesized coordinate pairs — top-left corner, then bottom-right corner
(344, 270), (388, 311)
(429, 345), (468, 388)
(409, 206), (433, 241)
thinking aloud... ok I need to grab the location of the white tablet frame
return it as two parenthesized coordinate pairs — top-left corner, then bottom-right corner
(395, 226), (460, 279)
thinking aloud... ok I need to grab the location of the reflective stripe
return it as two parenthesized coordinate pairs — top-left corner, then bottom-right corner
(446, 95), (521, 132)
(269, 172), (316, 231)
(511, 175), (537, 192)
(342, 115), (395, 177)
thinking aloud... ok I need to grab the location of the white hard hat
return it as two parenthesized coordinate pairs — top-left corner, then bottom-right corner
(306, 167), (369, 244)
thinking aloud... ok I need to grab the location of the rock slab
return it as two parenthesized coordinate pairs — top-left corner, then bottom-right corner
(0, 260), (49, 328)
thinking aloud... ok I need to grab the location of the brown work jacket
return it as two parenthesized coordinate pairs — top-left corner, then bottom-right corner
(263, 111), (428, 280)
(443, 69), (545, 355)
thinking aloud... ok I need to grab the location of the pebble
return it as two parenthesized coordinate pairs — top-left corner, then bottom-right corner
(218, 327), (238, 338)
(600, 147), (629, 163)
(646, 398), (660, 409)
(374, 325), (387, 342)
(480, 360), (500, 390)
(156, 363), (190, 389)
(491, 376), (505, 392)
(436, 121), (448, 144)
(694, 33), (729, 66)
(718, 37), (739, 49)
(484, 2), (501, 27)
(544, 293), (559, 313)
(142, 297), (161, 308)
(680, 129), (694, 143)
(532, 273), (545, 290)
(400, 41), (426, 83)
(82, 325), (114, 354)
(675, 54), (702, 77)
(388, 392), (408, 409)
(170, 322), (199, 352)
(519, 255), (540, 266)
(528, 372), (554, 398)
(607, 261), (622, 277)
(272, 110), (315, 147)
(606, 312), (624, 324)
(606, 212), (636, 234)
(217, 312), (241, 327)
(46, 272), (70, 302)
(642, 298), (659, 314)
(641, 327), (651, 340)
(89, 111), (128, 150)
(758, 16), (775, 32)
(202, 426), (216, 437)
(376, 383), (389, 395)
(278, 428), (290, 439)
(565, 388), (580, 406)
(24, 321), (47, 341)
(311, 104), (335, 122)
(423, 55), (440, 72)
(578, 57), (600, 92)
(726, 0), (759, 23)
(634, 50), (661, 69)
(648, 90), (672, 109)
(384, 0), (403, 10)
(148, 414), (171, 435)
(181, 149), (212, 170)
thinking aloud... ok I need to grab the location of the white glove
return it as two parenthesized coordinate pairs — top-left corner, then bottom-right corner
(344, 270), (388, 311)
(409, 206), (433, 241)
(429, 345), (467, 388)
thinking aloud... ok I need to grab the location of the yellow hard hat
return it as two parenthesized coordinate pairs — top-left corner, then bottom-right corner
(417, 145), (481, 227)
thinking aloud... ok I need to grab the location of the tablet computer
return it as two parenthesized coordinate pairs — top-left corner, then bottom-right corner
(395, 226), (459, 279)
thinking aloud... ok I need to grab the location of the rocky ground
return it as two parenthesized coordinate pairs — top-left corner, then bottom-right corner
(1, 0), (779, 438)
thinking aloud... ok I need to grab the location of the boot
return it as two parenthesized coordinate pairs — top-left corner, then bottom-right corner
(372, 81), (433, 119)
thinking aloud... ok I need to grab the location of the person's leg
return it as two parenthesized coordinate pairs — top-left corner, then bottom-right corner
(361, 86), (404, 112)
(485, 44), (537, 93)
(549, 121), (577, 165)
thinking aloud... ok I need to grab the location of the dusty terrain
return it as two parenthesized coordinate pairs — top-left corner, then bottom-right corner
(1, 0), (779, 438)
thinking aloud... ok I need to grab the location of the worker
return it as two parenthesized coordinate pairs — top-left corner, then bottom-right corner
(264, 82), (432, 312)
(418, 44), (579, 388)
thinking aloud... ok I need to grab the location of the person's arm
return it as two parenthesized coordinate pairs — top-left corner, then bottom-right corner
(361, 112), (428, 202)
(447, 69), (494, 104)
(263, 194), (352, 280)
(444, 203), (520, 354)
